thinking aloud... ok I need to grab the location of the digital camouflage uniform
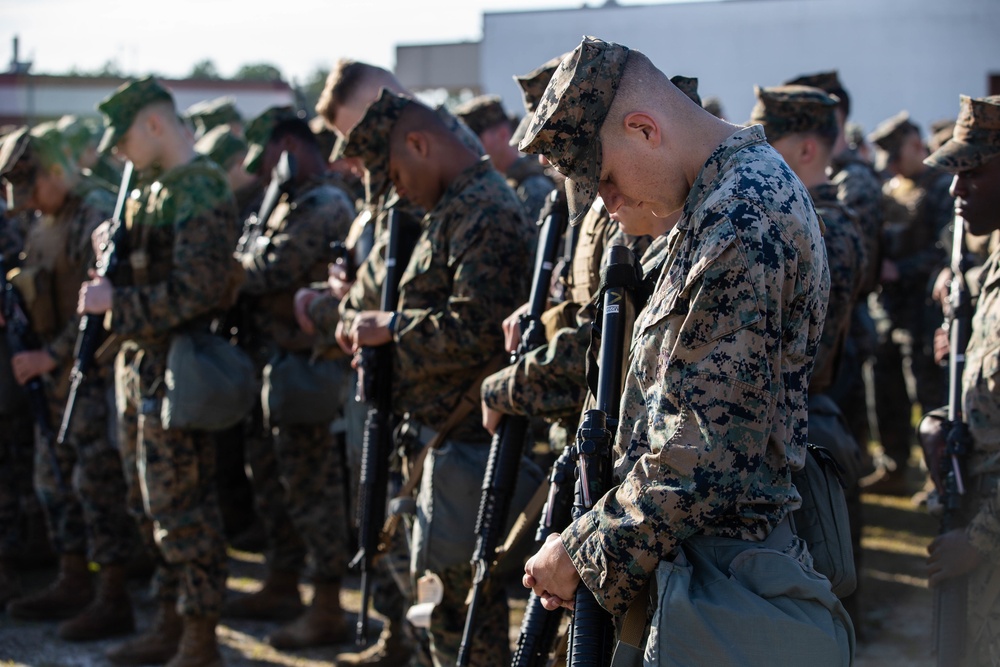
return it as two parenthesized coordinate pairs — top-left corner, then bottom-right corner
(236, 106), (355, 586)
(925, 95), (1000, 667)
(100, 79), (239, 619)
(520, 39), (851, 661)
(0, 125), (134, 570)
(338, 90), (530, 667)
(871, 113), (954, 472)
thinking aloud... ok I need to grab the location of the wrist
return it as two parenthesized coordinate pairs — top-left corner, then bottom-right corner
(387, 311), (399, 338)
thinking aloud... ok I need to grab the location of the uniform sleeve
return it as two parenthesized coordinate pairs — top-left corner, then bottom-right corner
(481, 322), (588, 420)
(392, 209), (526, 389)
(968, 488), (1000, 563)
(108, 184), (237, 338)
(561, 229), (781, 616)
(338, 230), (387, 333)
(811, 214), (863, 391)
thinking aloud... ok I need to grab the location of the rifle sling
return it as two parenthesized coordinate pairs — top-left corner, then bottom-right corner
(377, 354), (504, 552)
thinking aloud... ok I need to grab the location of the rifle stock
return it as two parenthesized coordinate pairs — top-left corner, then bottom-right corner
(934, 213), (973, 667)
(567, 245), (639, 667)
(57, 160), (134, 449)
(456, 192), (564, 666)
(351, 208), (420, 646)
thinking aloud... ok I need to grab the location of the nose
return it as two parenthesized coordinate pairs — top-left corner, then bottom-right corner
(598, 182), (623, 214)
(949, 173), (963, 199)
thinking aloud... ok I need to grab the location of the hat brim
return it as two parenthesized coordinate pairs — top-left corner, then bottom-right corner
(509, 113), (533, 149)
(97, 126), (122, 155)
(244, 143), (264, 174)
(0, 127), (31, 177)
(563, 136), (601, 226)
(925, 138), (1000, 174)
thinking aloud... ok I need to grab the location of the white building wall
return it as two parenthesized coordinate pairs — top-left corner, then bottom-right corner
(481, 0), (1000, 135)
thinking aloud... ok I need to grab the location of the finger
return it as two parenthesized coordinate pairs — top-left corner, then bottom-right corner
(539, 593), (564, 612)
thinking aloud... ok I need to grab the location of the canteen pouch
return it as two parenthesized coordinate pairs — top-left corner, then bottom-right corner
(161, 331), (256, 431)
(262, 350), (346, 426)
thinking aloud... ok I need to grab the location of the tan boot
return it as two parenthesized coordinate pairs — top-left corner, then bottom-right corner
(268, 580), (350, 649)
(58, 563), (135, 641)
(221, 569), (303, 621)
(0, 558), (20, 608)
(6, 553), (93, 620)
(336, 620), (414, 666)
(165, 615), (222, 667)
(106, 602), (182, 666)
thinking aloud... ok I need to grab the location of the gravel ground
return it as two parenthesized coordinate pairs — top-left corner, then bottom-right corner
(0, 489), (940, 667)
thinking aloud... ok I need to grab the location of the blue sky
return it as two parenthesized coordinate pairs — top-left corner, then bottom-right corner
(1, 0), (676, 83)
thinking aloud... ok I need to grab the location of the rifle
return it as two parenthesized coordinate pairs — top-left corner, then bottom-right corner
(0, 259), (64, 490)
(57, 160), (134, 448)
(933, 213), (973, 667)
(350, 207), (421, 646)
(456, 191), (565, 666)
(235, 151), (297, 256)
(567, 245), (640, 667)
(511, 446), (575, 667)
(550, 197), (577, 306)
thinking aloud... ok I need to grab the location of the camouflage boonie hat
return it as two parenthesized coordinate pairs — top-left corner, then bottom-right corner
(670, 75), (702, 108)
(519, 36), (630, 224)
(185, 96), (242, 138)
(749, 84), (838, 143)
(925, 96), (1000, 173)
(0, 123), (69, 209)
(195, 124), (248, 171)
(332, 88), (413, 202)
(510, 53), (565, 147)
(243, 105), (302, 174)
(784, 70), (849, 113)
(454, 95), (509, 137)
(867, 111), (919, 155)
(97, 76), (174, 155)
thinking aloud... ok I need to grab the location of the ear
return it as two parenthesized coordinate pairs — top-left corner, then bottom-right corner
(405, 130), (430, 159)
(623, 111), (661, 148)
(799, 136), (818, 166)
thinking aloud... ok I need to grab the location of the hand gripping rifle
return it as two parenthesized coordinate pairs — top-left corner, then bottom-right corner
(934, 213), (974, 667)
(456, 191), (565, 666)
(57, 160), (134, 449)
(567, 245), (640, 667)
(351, 207), (421, 646)
(511, 446), (575, 667)
(0, 258), (64, 490)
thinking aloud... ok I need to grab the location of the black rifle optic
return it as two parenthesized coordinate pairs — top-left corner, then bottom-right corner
(351, 207), (420, 646)
(456, 190), (565, 666)
(57, 160), (135, 449)
(567, 245), (640, 667)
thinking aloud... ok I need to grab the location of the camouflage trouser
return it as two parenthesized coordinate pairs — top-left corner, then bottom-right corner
(33, 376), (133, 564)
(0, 412), (34, 557)
(428, 563), (509, 667)
(872, 322), (946, 467)
(969, 561), (1000, 666)
(116, 344), (227, 617)
(245, 419), (349, 582)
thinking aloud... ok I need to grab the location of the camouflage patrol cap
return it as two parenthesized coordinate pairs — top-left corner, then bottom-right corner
(97, 76), (174, 155)
(185, 96), (242, 138)
(243, 105), (301, 174)
(454, 95), (509, 137)
(0, 123), (70, 209)
(925, 96), (1000, 173)
(56, 115), (98, 164)
(783, 70), (849, 115)
(510, 53), (565, 147)
(195, 124), (248, 172)
(867, 111), (919, 156)
(670, 75), (702, 108)
(332, 88), (413, 202)
(519, 36), (630, 224)
(749, 84), (838, 143)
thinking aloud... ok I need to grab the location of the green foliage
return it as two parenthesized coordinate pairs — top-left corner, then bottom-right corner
(234, 63), (284, 82)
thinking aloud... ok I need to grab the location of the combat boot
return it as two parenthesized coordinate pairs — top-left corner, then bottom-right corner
(0, 557), (20, 608)
(165, 615), (222, 667)
(221, 569), (304, 621)
(106, 601), (182, 666)
(58, 563), (135, 641)
(6, 553), (93, 620)
(267, 580), (349, 649)
(336, 619), (414, 666)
